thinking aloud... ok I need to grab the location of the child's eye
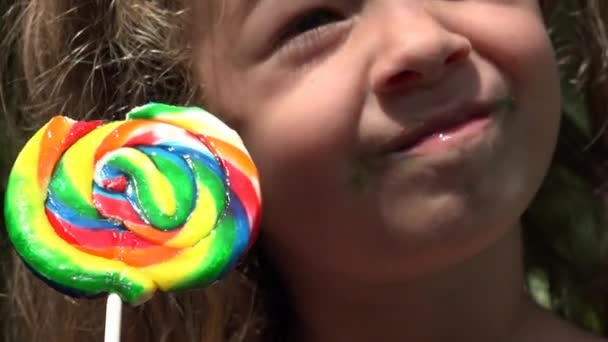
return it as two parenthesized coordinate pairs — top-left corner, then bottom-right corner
(279, 8), (344, 42)
(273, 7), (349, 59)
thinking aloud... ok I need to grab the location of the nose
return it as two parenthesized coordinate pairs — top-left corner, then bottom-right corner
(370, 8), (472, 93)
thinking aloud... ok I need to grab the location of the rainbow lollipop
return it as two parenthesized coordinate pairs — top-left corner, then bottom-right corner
(4, 103), (261, 306)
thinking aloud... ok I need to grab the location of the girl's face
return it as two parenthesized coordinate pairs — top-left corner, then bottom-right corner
(193, 0), (560, 281)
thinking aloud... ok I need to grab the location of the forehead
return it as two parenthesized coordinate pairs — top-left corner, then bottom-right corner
(190, 0), (278, 49)
(226, 0), (260, 19)
(197, 0), (260, 25)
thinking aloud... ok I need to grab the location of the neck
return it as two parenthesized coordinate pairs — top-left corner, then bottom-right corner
(281, 226), (532, 342)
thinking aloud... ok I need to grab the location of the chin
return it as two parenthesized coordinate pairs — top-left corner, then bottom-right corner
(375, 192), (519, 259)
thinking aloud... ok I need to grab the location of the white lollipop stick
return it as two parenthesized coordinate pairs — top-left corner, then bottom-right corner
(104, 293), (123, 342)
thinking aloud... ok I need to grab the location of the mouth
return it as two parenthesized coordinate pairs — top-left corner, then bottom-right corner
(383, 99), (507, 157)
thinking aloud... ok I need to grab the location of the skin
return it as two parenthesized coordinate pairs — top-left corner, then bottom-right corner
(191, 0), (605, 341)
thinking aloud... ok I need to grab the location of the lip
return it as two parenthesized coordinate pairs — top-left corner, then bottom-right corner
(381, 100), (502, 156)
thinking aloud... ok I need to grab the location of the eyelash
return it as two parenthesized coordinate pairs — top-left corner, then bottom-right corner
(273, 8), (348, 58)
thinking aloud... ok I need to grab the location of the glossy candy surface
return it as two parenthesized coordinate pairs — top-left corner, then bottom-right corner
(5, 103), (261, 304)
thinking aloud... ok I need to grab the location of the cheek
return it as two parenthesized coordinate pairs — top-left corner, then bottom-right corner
(462, 6), (562, 162)
(241, 62), (367, 188)
(472, 9), (562, 194)
(495, 26), (560, 108)
(496, 17), (562, 162)
(231, 59), (379, 260)
(470, 7), (561, 107)
(445, 2), (560, 103)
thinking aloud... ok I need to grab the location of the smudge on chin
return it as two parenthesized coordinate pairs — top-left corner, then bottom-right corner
(345, 157), (375, 192)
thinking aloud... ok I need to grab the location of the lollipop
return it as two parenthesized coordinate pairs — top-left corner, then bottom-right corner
(4, 103), (261, 306)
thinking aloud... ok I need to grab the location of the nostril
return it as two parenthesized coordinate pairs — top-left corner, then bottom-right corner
(384, 70), (422, 89)
(445, 46), (470, 65)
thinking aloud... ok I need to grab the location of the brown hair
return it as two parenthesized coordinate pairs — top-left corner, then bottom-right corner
(0, 1), (267, 341)
(1, 0), (607, 341)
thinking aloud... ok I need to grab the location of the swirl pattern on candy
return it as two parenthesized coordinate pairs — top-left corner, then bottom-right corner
(4, 103), (261, 304)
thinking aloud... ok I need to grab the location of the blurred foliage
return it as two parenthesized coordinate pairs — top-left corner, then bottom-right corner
(523, 0), (608, 336)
